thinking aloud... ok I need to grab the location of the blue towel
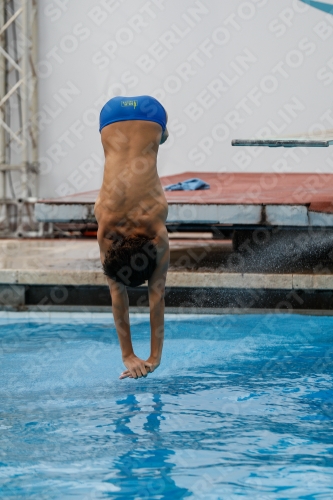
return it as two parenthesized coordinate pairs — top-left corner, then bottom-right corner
(164, 177), (210, 191)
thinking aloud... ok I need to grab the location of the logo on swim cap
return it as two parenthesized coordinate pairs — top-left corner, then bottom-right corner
(121, 100), (138, 108)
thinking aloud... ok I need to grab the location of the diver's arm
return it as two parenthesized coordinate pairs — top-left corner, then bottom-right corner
(108, 278), (151, 379)
(147, 239), (170, 369)
(108, 279), (133, 358)
(147, 284), (165, 370)
(97, 223), (134, 362)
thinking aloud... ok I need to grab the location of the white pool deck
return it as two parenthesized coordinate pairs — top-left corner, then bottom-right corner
(0, 239), (332, 291)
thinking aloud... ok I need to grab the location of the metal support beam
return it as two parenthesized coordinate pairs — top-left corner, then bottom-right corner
(0, 0), (39, 236)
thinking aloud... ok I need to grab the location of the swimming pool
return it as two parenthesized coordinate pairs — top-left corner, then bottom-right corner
(0, 313), (332, 499)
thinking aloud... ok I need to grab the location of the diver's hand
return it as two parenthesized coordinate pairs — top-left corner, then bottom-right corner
(145, 355), (161, 373)
(119, 354), (152, 379)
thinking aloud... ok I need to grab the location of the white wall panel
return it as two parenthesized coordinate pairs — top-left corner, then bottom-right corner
(38, 0), (333, 197)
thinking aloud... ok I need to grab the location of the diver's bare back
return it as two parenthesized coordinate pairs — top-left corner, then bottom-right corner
(95, 119), (168, 237)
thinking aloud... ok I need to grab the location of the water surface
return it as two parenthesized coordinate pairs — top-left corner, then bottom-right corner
(0, 314), (333, 499)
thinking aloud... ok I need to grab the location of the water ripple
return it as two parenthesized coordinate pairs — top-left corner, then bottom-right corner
(0, 314), (333, 499)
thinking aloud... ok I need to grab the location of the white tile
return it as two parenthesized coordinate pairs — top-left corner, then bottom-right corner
(293, 274), (314, 289)
(313, 275), (333, 290)
(266, 205), (308, 226)
(35, 203), (90, 222)
(217, 204), (261, 224)
(27, 311), (51, 322)
(309, 211), (333, 226)
(0, 270), (17, 283)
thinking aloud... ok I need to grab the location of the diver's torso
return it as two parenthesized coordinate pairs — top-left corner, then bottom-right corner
(95, 120), (168, 234)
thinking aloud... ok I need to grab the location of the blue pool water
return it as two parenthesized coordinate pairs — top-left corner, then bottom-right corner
(0, 313), (333, 499)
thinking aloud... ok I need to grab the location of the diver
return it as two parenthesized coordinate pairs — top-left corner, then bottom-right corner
(94, 95), (169, 380)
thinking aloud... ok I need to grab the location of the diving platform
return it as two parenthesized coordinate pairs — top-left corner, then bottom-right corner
(35, 172), (333, 228)
(232, 130), (333, 148)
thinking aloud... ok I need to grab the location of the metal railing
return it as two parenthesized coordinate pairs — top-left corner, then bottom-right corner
(0, 0), (41, 236)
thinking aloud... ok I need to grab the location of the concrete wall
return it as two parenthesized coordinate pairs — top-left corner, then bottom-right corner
(38, 0), (333, 198)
